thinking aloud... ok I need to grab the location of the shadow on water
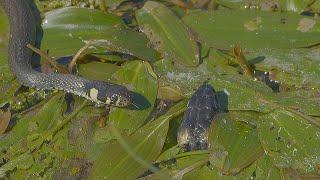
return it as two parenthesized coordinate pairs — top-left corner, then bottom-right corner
(128, 92), (150, 110)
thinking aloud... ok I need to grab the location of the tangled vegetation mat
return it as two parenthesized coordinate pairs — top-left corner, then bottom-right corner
(0, 0), (320, 179)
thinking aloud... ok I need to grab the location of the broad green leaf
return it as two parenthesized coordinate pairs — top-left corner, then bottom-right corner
(0, 94), (64, 151)
(207, 76), (273, 113)
(183, 158), (258, 180)
(104, 0), (123, 8)
(156, 145), (181, 163)
(247, 48), (320, 88)
(0, 10), (15, 105)
(215, 0), (245, 9)
(42, 7), (160, 62)
(78, 61), (120, 81)
(255, 154), (283, 179)
(183, 166), (229, 180)
(216, 0), (310, 12)
(136, 1), (199, 66)
(0, 153), (34, 178)
(142, 154), (209, 179)
(183, 10), (320, 49)
(0, 8), (8, 48)
(108, 61), (158, 134)
(154, 59), (274, 113)
(208, 113), (264, 175)
(258, 110), (320, 173)
(90, 100), (186, 179)
(266, 90), (320, 117)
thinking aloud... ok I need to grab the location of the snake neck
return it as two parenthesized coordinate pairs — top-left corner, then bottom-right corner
(0, 0), (133, 106)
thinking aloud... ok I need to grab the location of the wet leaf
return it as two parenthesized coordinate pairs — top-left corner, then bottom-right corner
(258, 110), (320, 173)
(0, 153), (34, 178)
(154, 59), (274, 113)
(136, 1), (199, 66)
(0, 8), (8, 48)
(78, 61), (119, 81)
(143, 153), (209, 179)
(183, 10), (320, 49)
(265, 89), (320, 117)
(248, 48), (320, 88)
(255, 154), (283, 179)
(108, 61), (158, 134)
(42, 7), (160, 62)
(0, 94), (64, 151)
(208, 113), (264, 175)
(156, 145), (181, 163)
(90, 100), (186, 179)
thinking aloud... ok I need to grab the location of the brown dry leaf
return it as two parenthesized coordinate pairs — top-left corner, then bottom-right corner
(0, 109), (11, 134)
(158, 86), (184, 102)
(244, 17), (262, 31)
(297, 18), (316, 33)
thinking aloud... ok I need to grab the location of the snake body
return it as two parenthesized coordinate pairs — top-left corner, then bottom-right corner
(0, 0), (132, 107)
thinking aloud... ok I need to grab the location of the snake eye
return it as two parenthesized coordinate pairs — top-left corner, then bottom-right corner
(110, 94), (119, 103)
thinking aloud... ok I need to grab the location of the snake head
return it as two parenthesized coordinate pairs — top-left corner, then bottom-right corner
(87, 81), (133, 107)
(106, 86), (133, 107)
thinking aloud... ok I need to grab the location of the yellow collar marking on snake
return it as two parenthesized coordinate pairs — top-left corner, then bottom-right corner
(89, 88), (99, 102)
(105, 97), (111, 104)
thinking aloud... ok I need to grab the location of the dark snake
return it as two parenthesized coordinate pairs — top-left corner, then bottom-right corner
(0, 0), (133, 107)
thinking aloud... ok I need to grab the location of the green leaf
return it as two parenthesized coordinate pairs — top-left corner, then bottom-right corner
(247, 48), (320, 88)
(266, 90), (320, 116)
(0, 10), (15, 105)
(255, 154), (283, 179)
(183, 157), (258, 180)
(0, 94), (64, 151)
(144, 154), (209, 179)
(0, 153), (34, 178)
(136, 1), (199, 66)
(208, 112), (264, 175)
(0, 8), (8, 48)
(258, 110), (320, 173)
(183, 10), (320, 49)
(90, 100), (186, 179)
(78, 61), (120, 81)
(154, 59), (274, 113)
(108, 61), (158, 133)
(42, 7), (160, 61)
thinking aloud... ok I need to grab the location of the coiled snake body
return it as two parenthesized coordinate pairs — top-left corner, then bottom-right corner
(0, 0), (132, 107)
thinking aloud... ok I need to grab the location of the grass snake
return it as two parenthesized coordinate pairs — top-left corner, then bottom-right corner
(0, 0), (133, 107)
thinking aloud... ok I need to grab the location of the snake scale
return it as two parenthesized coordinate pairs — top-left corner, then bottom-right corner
(0, 0), (132, 107)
